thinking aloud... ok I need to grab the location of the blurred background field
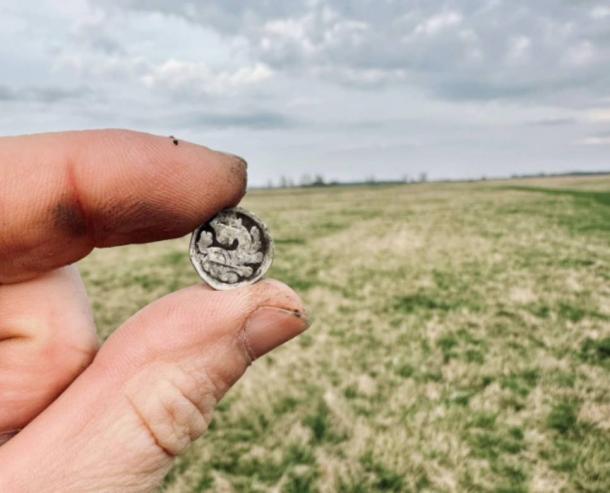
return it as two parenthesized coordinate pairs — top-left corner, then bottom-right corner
(80, 176), (610, 493)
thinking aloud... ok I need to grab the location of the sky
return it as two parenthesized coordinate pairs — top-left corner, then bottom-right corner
(1, 0), (609, 186)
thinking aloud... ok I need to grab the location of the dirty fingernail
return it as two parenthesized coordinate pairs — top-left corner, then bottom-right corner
(243, 307), (310, 360)
(218, 151), (247, 170)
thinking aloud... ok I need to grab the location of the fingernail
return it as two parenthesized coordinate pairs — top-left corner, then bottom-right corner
(232, 154), (248, 171)
(219, 151), (248, 170)
(243, 306), (310, 360)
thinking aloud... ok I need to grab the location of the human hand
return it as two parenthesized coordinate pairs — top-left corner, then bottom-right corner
(0, 130), (309, 492)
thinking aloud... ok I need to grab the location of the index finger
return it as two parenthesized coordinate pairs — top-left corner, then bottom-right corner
(0, 129), (247, 283)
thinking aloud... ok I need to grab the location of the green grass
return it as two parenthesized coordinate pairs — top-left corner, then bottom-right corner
(81, 175), (610, 492)
(581, 337), (610, 370)
(501, 185), (610, 235)
(547, 400), (580, 436)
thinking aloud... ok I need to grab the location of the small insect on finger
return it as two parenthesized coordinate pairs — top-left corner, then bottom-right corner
(169, 135), (179, 146)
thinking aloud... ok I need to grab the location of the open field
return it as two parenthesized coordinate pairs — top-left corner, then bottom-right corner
(80, 176), (610, 492)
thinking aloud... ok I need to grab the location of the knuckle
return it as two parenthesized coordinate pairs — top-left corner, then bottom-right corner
(7, 315), (97, 379)
(0, 318), (97, 428)
(125, 363), (218, 457)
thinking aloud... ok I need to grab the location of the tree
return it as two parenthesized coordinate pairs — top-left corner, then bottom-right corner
(300, 174), (313, 187)
(313, 174), (325, 186)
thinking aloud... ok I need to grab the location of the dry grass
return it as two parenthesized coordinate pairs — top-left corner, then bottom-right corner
(80, 176), (610, 492)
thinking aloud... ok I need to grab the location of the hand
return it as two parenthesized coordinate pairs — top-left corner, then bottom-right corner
(0, 130), (309, 492)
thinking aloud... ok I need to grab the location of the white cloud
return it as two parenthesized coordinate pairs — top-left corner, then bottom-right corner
(97, 1), (610, 106)
(459, 29), (483, 62)
(414, 11), (463, 36)
(507, 36), (531, 63)
(586, 108), (610, 122)
(563, 40), (596, 67)
(57, 53), (149, 79)
(579, 136), (610, 146)
(141, 59), (273, 95)
(328, 66), (408, 86)
(261, 14), (368, 59)
(591, 6), (610, 19)
(2, 0), (610, 184)
(264, 17), (309, 39)
(459, 29), (478, 43)
(323, 19), (368, 45)
(262, 16), (318, 55)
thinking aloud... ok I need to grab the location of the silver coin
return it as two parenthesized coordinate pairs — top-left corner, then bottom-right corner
(189, 207), (274, 290)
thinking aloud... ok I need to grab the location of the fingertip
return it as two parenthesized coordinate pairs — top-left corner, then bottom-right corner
(242, 306), (310, 361)
(236, 279), (310, 360)
(81, 130), (249, 246)
(212, 150), (248, 204)
(0, 129), (251, 281)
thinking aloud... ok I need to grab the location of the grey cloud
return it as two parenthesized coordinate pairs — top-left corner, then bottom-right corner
(2, 0), (610, 185)
(86, 34), (126, 55)
(0, 85), (92, 103)
(97, 0), (311, 32)
(433, 79), (539, 102)
(527, 118), (576, 127)
(100, 0), (610, 105)
(173, 111), (298, 130)
(0, 86), (14, 101)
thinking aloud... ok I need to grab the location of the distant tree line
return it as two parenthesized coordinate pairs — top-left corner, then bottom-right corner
(260, 170), (609, 190)
(264, 172), (429, 189)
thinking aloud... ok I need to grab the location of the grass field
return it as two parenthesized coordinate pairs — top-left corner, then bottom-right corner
(80, 176), (610, 493)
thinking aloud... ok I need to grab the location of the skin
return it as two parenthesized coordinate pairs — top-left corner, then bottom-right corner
(0, 130), (309, 492)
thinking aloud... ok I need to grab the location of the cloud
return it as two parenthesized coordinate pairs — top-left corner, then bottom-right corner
(414, 11), (463, 36)
(174, 110), (297, 130)
(141, 60), (273, 95)
(591, 6), (610, 19)
(587, 109), (610, 122)
(96, 0), (610, 105)
(564, 41), (596, 67)
(2, 0), (610, 185)
(528, 118), (576, 127)
(0, 84), (92, 103)
(580, 133), (610, 146)
(0, 86), (14, 101)
(506, 36), (532, 63)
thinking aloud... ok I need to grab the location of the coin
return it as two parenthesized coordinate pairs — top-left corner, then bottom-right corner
(189, 207), (274, 290)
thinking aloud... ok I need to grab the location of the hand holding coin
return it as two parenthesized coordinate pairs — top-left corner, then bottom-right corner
(0, 130), (309, 492)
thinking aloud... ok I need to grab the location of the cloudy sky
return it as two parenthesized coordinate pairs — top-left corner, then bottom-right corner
(1, 1), (609, 185)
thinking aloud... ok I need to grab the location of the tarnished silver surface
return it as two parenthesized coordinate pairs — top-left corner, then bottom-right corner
(189, 207), (274, 290)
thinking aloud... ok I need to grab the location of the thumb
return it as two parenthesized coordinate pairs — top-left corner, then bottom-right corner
(0, 280), (309, 493)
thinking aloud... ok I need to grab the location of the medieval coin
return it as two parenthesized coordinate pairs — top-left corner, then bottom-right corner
(189, 207), (274, 290)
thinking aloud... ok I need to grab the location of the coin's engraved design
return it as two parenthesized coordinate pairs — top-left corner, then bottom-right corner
(189, 207), (274, 290)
